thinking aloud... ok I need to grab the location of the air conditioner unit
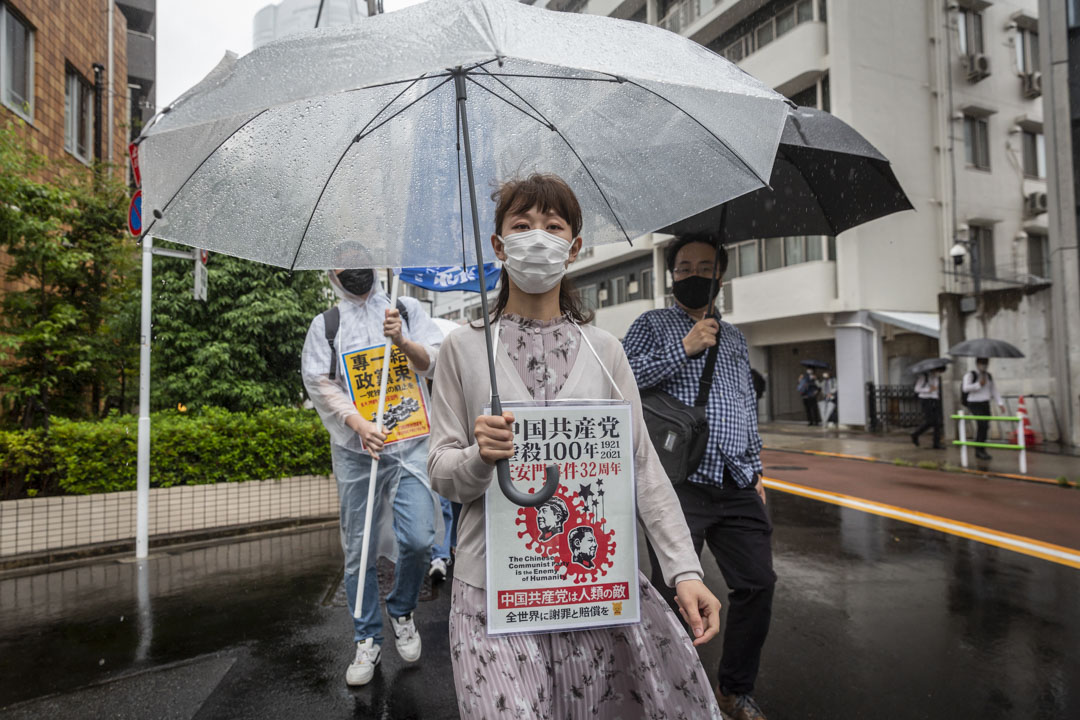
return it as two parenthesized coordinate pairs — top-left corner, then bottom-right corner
(964, 53), (991, 82)
(1025, 191), (1048, 216)
(1022, 71), (1043, 99)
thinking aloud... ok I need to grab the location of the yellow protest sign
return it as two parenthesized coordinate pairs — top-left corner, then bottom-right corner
(342, 343), (431, 444)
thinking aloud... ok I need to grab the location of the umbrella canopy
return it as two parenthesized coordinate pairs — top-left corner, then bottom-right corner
(139, 0), (789, 270)
(947, 339), (1025, 359)
(908, 357), (951, 375)
(800, 359), (830, 369)
(659, 106), (913, 239)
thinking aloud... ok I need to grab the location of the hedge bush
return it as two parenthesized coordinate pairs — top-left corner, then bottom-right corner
(0, 407), (331, 498)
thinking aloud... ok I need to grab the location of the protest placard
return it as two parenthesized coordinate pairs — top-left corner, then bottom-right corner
(342, 344), (430, 444)
(485, 401), (638, 635)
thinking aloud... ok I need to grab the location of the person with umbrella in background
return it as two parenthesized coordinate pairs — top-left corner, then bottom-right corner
(797, 364), (822, 426)
(909, 359), (949, 449)
(624, 234), (773, 720)
(301, 246), (446, 687)
(820, 369), (837, 427)
(961, 358), (1006, 460)
(428, 174), (726, 719)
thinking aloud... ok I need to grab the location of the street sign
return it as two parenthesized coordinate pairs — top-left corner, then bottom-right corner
(128, 191), (142, 236)
(194, 248), (208, 302)
(129, 142), (141, 187)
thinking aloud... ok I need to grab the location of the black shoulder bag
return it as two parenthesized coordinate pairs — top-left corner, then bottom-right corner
(640, 338), (719, 486)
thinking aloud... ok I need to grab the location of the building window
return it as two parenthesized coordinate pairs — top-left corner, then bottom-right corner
(963, 115), (990, 170)
(807, 235), (824, 261)
(610, 276), (627, 305)
(1027, 232), (1049, 279)
(735, 240), (758, 277)
(763, 237), (783, 271)
(1, 4), (33, 121)
(755, 19), (774, 49)
(579, 283), (598, 312)
(65, 68), (94, 164)
(1071, 0), (1080, 28)
(640, 268), (654, 300)
(827, 236), (836, 260)
(957, 8), (984, 55)
(971, 225), (995, 279)
(776, 6), (796, 37)
(1016, 27), (1040, 74)
(1021, 129), (1046, 178)
(799, 0), (815, 24)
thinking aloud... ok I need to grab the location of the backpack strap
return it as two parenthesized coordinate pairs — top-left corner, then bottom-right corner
(322, 306), (341, 380)
(396, 299), (410, 330)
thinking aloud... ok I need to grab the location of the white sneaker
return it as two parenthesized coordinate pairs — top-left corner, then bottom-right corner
(345, 638), (380, 686)
(391, 614), (422, 662)
(428, 557), (448, 582)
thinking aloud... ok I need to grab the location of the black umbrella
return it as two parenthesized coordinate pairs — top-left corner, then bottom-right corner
(908, 357), (951, 375)
(947, 339), (1025, 358)
(660, 106), (913, 240)
(800, 359), (830, 369)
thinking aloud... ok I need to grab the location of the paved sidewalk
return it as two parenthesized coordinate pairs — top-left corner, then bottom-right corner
(759, 422), (1080, 485)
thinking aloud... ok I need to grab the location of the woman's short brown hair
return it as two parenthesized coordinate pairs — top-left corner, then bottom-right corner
(483, 173), (593, 325)
(492, 173), (583, 238)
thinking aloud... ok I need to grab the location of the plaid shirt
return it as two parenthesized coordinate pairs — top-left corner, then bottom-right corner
(622, 307), (763, 488)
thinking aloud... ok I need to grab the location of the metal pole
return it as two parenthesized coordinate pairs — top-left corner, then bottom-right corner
(1017, 414), (1027, 475)
(958, 408), (968, 469)
(452, 69), (558, 508)
(354, 273), (400, 619)
(135, 235), (153, 558)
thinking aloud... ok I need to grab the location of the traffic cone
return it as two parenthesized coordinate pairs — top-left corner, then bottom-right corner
(1009, 395), (1039, 447)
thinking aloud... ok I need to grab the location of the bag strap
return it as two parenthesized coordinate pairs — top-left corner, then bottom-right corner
(694, 342), (720, 407)
(323, 305), (341, 380)
(396, 298), (410, 329)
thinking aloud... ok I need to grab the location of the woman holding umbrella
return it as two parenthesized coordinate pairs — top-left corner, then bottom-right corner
(428, 174), (725, 718)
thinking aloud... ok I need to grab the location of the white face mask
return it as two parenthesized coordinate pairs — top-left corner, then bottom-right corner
(499, 229), (573, 294)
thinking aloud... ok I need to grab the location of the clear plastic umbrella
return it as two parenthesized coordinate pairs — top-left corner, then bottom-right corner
(137, 0), (789, 508)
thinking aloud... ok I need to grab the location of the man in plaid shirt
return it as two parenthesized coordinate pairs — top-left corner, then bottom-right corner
(623, 234), (775, 720)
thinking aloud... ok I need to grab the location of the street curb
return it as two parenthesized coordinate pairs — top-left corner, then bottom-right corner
(763, 446), (1063, 487)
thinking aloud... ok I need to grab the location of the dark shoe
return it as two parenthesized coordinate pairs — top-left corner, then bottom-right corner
(715, 688), (768, 720)
(910, 432), (920, 447)
(975, 449), (992, 461)
(933, 443), (945, 449)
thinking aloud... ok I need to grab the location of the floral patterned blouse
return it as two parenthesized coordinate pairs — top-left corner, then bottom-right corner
(498, 313), (580, 401)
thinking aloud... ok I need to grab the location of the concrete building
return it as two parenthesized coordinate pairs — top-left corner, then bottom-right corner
(253, 0), (368, 49)
(1038, 0), (1080, 446)
(115, 0), (155, 148)
(431, 0), (1061, 437)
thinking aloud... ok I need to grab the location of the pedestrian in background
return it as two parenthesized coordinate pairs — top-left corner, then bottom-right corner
(624, 233), (774, 720)
(820, 370), (837, 427)
(961, 358), (1005, 460)
(797, 367), (821, 426)
(301, 250), (445, 687)
(911, 369), (945, 449)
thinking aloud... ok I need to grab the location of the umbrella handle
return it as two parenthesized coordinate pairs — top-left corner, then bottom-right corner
(491, 394), (560, 507)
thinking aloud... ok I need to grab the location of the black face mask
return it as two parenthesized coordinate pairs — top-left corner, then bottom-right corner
(672, 275), (716, 310)
(337, 269), (375, 296)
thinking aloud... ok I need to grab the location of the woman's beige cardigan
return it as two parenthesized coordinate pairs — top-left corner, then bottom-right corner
(427, 321), (704, 591)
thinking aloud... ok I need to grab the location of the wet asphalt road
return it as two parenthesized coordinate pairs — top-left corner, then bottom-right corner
(1, 489), (1077, 719)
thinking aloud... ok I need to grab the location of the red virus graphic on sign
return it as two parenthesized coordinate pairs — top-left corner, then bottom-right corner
(516, 483), (615, 584)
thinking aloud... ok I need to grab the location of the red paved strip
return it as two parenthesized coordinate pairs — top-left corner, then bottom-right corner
(762, 449), (1080, 550)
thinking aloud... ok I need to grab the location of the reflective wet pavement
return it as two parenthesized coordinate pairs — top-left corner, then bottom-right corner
(1, 490), (1077, 719)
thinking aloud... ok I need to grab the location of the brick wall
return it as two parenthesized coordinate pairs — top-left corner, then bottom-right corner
(0, 0), (131, 295)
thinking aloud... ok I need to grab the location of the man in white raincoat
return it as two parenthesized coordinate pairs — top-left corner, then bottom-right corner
(301, 262), (444, 687)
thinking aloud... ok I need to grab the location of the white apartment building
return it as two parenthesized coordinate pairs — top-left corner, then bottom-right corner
(429, 0), (1053, 431)
(253, 0), (368, 49)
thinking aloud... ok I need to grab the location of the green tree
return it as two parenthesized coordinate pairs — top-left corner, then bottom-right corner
(0, 123), (137, 428)
(150, 247), (330, 412)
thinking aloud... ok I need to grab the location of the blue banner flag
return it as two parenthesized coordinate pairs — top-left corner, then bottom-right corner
(398, 264), (500, 293)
